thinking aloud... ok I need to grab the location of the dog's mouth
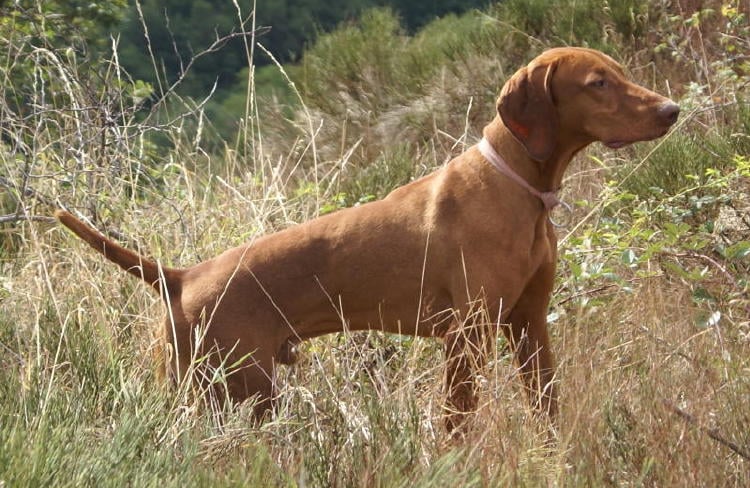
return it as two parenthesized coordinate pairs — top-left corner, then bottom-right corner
(603, 126), (672, 149)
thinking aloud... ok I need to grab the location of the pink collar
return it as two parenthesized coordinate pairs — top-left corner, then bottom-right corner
(477, 137), (565, 211)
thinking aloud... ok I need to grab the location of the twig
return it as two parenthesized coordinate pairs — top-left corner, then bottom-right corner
(143, 27), (271, 121)
(555, 283), (618, 306)
(554, 275), (659, 306)
(0, 214), (56, 225)
(666, 251), (740, 289)
(0, 174), (58, 226)
(663, 400), (750, 461)
(0, 175), (56, 208)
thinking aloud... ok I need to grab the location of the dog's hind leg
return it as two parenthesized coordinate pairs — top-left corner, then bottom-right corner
(442, 307), (495, 434)
(220, 356), (276, 421)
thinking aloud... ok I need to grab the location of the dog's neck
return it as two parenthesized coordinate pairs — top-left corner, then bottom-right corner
(482, 116), (588, 194)
(478, 138), (562, 210)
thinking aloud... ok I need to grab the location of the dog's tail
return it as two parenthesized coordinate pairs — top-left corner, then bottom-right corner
(55, 210), (180, 292)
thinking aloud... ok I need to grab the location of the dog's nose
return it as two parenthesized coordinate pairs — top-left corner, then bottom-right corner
(658, 101), (680, 125)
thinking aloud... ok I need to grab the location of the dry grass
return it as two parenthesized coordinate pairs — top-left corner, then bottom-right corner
(3, 111), (748, 487)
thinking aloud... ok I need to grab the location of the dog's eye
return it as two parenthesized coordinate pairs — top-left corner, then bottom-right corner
(589, 79), (607, 88)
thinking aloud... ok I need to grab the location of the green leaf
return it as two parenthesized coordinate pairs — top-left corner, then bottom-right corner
(692, 287), (716, 303)
(725, 241), (750, 260)
(621, 248), (638, 266)
(695, 310), (721, 329)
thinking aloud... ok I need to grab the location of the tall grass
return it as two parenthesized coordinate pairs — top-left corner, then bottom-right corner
(1, 0), (749, 485)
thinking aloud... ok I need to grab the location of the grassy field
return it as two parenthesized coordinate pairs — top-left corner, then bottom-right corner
(1, 1), (749, 486)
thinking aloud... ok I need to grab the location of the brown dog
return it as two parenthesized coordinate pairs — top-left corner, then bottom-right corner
(56, 47), (678, 430)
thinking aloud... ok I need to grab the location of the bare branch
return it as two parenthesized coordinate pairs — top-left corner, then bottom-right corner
(664, 400), (750, 461)
(143, 27), (271, 123)
(0, 175), (57, 208)
(0, 214), (56, 225)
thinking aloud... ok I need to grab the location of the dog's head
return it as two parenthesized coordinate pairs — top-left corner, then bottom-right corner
(498, 47), (679, 162)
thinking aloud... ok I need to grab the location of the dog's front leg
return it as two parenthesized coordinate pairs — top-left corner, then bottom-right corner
(505, 261), (558, 418)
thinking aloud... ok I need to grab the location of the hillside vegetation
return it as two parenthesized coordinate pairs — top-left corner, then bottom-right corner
(1, 0), (749, 485)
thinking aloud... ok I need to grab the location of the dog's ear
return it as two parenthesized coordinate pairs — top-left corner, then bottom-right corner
(497, 61), (558, 162)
